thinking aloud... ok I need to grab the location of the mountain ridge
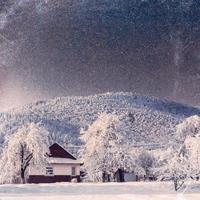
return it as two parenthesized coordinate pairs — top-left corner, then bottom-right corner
(11, 92), (200, 117)
(0, 92), (199, 149)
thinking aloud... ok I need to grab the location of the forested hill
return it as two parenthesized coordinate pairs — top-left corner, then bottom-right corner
(0, 93), (199, 148)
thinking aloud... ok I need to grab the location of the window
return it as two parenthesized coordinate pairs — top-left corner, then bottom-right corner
(46, 166), (54, 176)
(72, 167), (76, 176)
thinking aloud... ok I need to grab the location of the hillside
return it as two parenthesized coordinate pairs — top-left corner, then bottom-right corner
(0, 92), (199, 149)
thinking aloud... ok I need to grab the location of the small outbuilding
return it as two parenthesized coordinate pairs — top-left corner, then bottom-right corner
(28, 143), (82, 183)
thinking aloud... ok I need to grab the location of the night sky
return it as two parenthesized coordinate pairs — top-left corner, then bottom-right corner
(0, 0), (200, 111)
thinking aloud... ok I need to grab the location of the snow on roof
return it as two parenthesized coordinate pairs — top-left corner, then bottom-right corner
(48, 157), (83, 164)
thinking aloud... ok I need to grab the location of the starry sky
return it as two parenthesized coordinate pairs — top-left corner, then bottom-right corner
(0, 0), (200, 111)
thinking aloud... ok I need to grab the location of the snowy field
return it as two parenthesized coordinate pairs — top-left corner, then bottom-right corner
(0, 182), (200, 200)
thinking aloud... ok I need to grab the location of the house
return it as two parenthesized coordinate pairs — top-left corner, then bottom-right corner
(102, 169), (143, 182)
(28, 143), (83, 183)
(114, 169), (157, 182)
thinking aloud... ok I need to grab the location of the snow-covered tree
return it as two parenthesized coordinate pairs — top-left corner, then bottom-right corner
(0, 123), (50, 184)
(176, 115), (200, 143)
(175, 115), (200, 179)
(168, 153), (188, 191)
(183, 135), (200, 178)
(164, 135), (199, 191)
(80, 112), (135, 182)
(137, 150), (155, 180)
(160, 115), (200, 191)
(158, 145), (189, 191)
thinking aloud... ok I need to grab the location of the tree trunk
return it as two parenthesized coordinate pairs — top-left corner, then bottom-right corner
(20, 144), (25, 184)
(102, 171), (106, 182)
(21, 169), (25, 184)
(173, 178), (178, 191)
(173, 176), (184, 191)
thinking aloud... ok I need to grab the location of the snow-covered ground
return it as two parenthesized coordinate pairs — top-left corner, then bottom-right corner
(0, 182), (200, 200)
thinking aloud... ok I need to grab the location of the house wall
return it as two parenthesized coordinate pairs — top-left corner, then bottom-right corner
(29, 163), (80, 176)
(52, 164), (80, 176)
(28, 175), (81, 183)
(124, 173), (156, 182)
(28, 164), (81, 183)
(124, 173), (137, 182)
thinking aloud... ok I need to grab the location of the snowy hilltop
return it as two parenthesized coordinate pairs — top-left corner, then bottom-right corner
(0, 92), (199, 149)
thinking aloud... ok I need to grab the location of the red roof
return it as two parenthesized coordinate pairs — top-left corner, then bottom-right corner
(49, 143), (76, 160)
